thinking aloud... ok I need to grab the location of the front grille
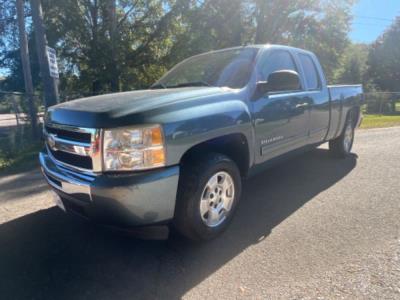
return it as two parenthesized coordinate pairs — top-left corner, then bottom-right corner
(44, 123), (100, 172)
(49, 148), (93, 169)
(45, 125), (91, 143)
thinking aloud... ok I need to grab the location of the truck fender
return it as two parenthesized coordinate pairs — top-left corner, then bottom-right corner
(153, 100), (254, 167)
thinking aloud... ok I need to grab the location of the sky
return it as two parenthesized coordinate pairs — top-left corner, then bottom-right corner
(350, 0), (400, 43)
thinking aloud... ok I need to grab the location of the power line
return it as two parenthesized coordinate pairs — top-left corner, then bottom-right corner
(351, 22), (396, 28)
(354, 15), (396, 22)
(351, 22), (391, 27)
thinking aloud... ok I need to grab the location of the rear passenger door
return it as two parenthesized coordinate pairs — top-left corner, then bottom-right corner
(296, 53), (330, 144)
(252, 49), (310, 164)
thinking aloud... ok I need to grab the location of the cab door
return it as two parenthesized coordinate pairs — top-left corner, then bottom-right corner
(252, 49), (310, 164)
(295, 52), (330, 144)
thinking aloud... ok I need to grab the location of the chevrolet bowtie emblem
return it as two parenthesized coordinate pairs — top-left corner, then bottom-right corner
(47, 134), (57, 151)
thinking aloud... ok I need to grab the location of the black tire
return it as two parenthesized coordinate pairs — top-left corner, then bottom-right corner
(173, 153), (242, 241)
(329, 111), (355, 158)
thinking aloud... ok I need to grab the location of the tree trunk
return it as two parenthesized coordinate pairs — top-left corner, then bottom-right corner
(109, 0), (119, 92)
(16, 0), (37, 135)
(89, 0), (100, 95)
(30, 0), (59, 108)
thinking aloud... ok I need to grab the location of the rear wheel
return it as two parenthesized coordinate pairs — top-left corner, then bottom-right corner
(329, 112), (355, 158)
(174, 153), (241, 241)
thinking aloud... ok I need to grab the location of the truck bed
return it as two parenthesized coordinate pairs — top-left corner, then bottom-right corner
(326, 84), (363, 141)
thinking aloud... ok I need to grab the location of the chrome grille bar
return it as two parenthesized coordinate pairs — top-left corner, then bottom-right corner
(44, 123), (103, 173)
(44, 131), (92, 156)
(45, 122), (96, 134)
(91, 129), (103, 172)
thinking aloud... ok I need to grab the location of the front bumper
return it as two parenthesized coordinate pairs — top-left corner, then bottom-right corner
(39, 150), (180, 228)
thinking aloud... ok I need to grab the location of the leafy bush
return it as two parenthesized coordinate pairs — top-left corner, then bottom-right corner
(365, 93), (400, 114)
(0, 102), (12, 114)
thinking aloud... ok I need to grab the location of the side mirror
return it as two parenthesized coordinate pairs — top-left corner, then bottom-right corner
(252, 70), (301, 100)
(254, 81), (270, 96)
(266, 70), (301, 92)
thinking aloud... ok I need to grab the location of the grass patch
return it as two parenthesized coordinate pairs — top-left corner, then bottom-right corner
(0, 126), (43, 175)
(361, 114), (400, 129)
(0, 142), (42, 175)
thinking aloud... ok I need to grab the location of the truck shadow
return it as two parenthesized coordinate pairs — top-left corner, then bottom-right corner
(0, 148), (357, 299)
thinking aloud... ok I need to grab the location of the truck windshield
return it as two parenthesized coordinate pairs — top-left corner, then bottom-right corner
(153, 48), (259, 89)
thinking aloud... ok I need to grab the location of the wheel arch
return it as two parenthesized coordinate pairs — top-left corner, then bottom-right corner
(179, 133), (251, 178)
(350, 105), (361, 128)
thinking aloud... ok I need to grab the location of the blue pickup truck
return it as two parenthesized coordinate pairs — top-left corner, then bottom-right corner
(40, 45), (363, 240)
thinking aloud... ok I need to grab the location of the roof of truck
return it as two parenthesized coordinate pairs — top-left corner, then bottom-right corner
(197, 44), (315, 57)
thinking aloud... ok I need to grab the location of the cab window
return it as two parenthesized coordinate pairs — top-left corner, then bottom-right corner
(259, 50), (298, 82)
(298, 54), (320, 90)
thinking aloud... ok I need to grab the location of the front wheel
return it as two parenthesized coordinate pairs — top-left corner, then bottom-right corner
(174, 153), (241, 241)
(329, 113), (355, 158)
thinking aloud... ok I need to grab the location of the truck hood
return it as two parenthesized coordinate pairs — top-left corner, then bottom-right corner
(47, 87), (236, 128)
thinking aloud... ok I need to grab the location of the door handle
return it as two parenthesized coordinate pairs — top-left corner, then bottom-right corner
(295, 103), (309, 109)
(254, 118), (264, 125)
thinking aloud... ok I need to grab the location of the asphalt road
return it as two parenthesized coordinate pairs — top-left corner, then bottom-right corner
(0, 127), (399, 299)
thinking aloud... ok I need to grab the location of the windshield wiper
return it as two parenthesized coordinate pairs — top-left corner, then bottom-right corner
(168, 81), (213, 88)
(150, 82), (167, 89)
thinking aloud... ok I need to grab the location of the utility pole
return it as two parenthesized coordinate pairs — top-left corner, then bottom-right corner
(16, 0), (37, 135)
(30, 0), (59, 108)
(108, 0), (119, 92)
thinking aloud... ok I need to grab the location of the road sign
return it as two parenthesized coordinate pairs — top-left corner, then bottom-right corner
(46, 46), (59, 78)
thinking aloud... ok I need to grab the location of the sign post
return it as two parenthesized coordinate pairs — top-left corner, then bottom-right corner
(46, 46), (59, 79)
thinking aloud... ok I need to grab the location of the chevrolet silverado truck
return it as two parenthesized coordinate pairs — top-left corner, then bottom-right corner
(40, 45), (363, 241)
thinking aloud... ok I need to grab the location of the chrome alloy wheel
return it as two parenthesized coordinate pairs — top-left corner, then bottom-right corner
(343, 122), (354, 153)
(200, 171), (235, 227)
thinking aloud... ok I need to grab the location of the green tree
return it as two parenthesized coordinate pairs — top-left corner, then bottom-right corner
(334, 43), (369, 85)
(169, 0), (355, 82)
(254, 0), (320, 44)
(0, 0), (189, 97)
(268, 0), (355, 81)
(41, 0), (185, 95)
(1, 0), (357, 99)
(367, 16), (400, 92)
(165, 0), (252, 65)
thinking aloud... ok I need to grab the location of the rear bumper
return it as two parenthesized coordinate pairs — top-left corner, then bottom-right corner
(39, 150), (180, 228)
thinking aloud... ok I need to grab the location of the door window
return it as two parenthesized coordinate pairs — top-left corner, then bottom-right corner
(259, 50), (297, 82)
(298, 54), (320, 90)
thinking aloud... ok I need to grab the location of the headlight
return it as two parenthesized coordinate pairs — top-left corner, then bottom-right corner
(103, 125), (166, 171)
